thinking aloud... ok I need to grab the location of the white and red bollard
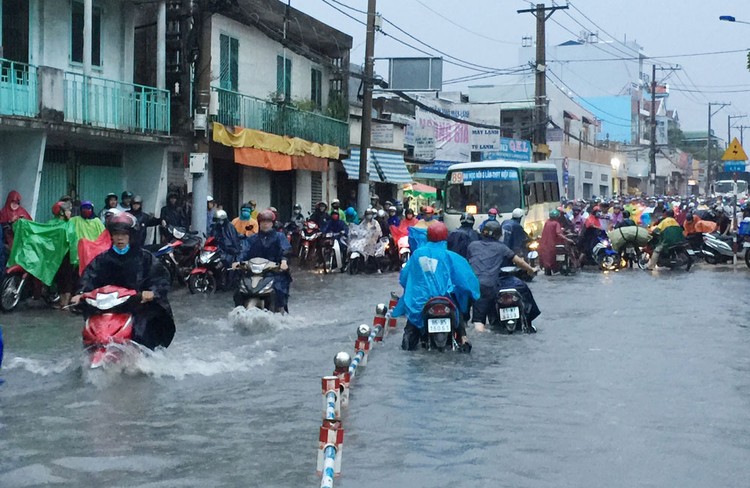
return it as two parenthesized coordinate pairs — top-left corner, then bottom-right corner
(316, 419), (344, 482)
(387, 292), (399, 330)
(333, 352), (351, 407)
(353, 324), (371, 368)
(321, 375), (340, 421)
(372, 303), (387, 342)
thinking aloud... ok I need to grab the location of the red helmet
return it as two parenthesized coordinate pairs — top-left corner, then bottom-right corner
(257, 210), (275, 223)
(488, 208), (498, 215)
(427, 222), (448, 242)
(423, 206), (435, 214)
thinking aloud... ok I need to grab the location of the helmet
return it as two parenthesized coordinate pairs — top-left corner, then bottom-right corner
(213, 209), (228, 222)
(482, 220), (502, 239)
(207, 195), (214, 202)
(549, 209), (561, 219)
(317, 201), (328, 209)
(121, 191), (133, 200)
(488, 208), (499, 216)
(622, 210), (630, 219)
(460, 212), (475, 226)
(364, 208), (375, 216)
(427, 222), (449, 242)
(80, 200), (94, 209)
(331, 198), (340, 205)
(52, 201), (72, 216)
(103, 208), (121, 222)
(132, 195), (143, 204)
(388, 206), (397, 213)
(106, 212), (137, 234)
(105, 192), (118, 203)
(257, 210), (275, 223)
(423, 206), (435, 214)
(511, 208), (524, 219)
(377, 209), (386, 218)
(293, 203), (302, 211)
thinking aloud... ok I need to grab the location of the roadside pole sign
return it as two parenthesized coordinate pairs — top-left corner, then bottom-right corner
(721, 137), (748, 161)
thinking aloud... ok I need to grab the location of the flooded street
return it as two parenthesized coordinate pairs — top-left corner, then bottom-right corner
(2, 265), (750, 487)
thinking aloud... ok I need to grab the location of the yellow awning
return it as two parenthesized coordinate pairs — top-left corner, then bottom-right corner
(213, 122), (339, 160)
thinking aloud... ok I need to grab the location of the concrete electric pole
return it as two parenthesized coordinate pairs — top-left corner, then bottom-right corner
(518, 3), (568, 162)
(357, 0), (377, 215)
(706, 101), (730, 194)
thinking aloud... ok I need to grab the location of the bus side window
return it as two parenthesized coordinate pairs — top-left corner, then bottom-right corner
(549, 182), (560, 202)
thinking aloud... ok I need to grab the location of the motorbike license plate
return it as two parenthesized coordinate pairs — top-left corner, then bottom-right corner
(499, 307), (520, 321)
(556, 254), (566, 262)
(626, 247), (635, 254)
(427, 318), (451, 333)
(686, 249), (696, 256)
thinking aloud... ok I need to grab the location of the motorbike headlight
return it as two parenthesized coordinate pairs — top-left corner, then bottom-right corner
(528, 240), (539, 250)
(200, 252), (213, 263)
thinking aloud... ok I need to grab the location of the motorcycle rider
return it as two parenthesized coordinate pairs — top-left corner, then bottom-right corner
(479, 207), (499, 232)
(646, 209), (685, 270)
(72, 212), (175, 349)
(386, 206), (400, 228)
(501, 208), (528, 257)
(344, 206), (360, 225)
(206, 196), (217, 234)
(447, 212), (479, 258)
(0, 190), (32, 249)
(538, 209), (577, 274)
(99, 193), (119, 222)
(209, 209), (242, 272)
(128, 196), (160, 248)
(232, 203), (258, 237)
(322, 210), (349, 263)
(118, 191), (133, 212)
(414, 206), (438, 228)
(614, 210), (636, 229)
(571, 206), (585, 235)
(159, 192), (188, 243)
(310, 201), (330, 229)
(330, 199), (346, 221)
(233, 210), (291, 312)
(467, 220), (540, 332)
(393, 222), (479, 351)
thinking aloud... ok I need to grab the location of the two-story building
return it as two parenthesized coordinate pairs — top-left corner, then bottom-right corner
(0, 0), (187, 221)
(198, 0), (351, 220)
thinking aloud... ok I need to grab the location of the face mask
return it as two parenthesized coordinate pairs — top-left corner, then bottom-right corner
(240, 209), (251, 220)
(365, 215), (373, 221)
(112, 244), (130, 255)
(81, 208), (93, 219)
(424, 215), (434, 221)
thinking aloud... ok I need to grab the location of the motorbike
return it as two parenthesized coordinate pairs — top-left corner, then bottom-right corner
(78, 285), (139, 369)
(702, 232), (746, 265)
(298, 220), (322, 267)
(421, 296), (462, 352)
(284, 221), (303, 258)
(640, 232), (694, 271)
(236, 258), (279, 311)
(147, 225), (202, 285)
(493, 267), (535, 334)
(591, 231), (620, 271)
(187, 236), (227, 294)
(320, 231), (346, 274)
(0, 264), (59, 312)
(552, 242), (579, 275)
(389, 224), (411, 269)
(620, 242), (643, 269)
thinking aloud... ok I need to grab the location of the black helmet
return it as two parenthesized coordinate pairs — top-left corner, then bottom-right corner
(460, 212), (475, 226)
(106, 212), (136, 234)
(482, 220), (502, 239)
(121, 191), (133, 200)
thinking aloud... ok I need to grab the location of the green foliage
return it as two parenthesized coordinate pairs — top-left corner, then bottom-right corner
(325, 91), (348, 121)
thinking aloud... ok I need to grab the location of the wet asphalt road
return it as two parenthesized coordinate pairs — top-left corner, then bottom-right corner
(1, 261), (749, 487)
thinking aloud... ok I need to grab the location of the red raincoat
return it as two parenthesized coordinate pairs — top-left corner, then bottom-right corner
(538, 219), (568, 270)
(0, 190), (32, 247)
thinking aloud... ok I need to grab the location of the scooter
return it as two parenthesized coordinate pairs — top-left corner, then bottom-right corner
(320, 231), (346, 274)
(421, 296), (462, 352)
(147, 225), (202, 285)
(187, 236), (226, 294)
(236, 258), (279, 311)
(494, 267), (535, 334)
(0, 265), (59, 312)
(591, 231), (619, 271)
(298, 220), (322, 267)
(78, 286), (139, 369)
(702, 232), (745, 265)
(640, 232), (694, 271)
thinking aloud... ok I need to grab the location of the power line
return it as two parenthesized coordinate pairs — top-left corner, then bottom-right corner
(567, 1), (641, 57)
(413, 0), (517, 45)
(549, 48), (748, 63)
(560, 8), (641, 60)
(324, 0), (367, 15)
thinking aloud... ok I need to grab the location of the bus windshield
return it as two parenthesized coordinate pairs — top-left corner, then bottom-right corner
(445, 168), (521, 214)
(715, 180), (747, 194)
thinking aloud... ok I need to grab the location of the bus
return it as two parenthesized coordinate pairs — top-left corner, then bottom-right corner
(441, 160), (561, 238)
(713, 180), (748, 201)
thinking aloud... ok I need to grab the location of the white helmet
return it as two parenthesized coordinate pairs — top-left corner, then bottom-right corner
(213, 209), (228, 222)
(377, 209), (386, 218)
(511, 208), (524, 219)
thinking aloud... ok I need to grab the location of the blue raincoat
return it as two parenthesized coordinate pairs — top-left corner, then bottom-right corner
(392, 240), (480, 328)
(407, 225), (428, 253)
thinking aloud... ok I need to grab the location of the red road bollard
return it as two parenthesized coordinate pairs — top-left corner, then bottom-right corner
(321, 376), (340, 421)
(354, 324), (371, 367)
(316, 419), (344, 477)
(372, 303), (387, 342)
(387, 292), (399, 329)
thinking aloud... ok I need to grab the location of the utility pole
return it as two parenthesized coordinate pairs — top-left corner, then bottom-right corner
(706, 102), (731, 194)
(518, 3), (568, 162)
(728, 114), (746, 145)
(650, 64), (657, 196)
(357, 0), (377, 215)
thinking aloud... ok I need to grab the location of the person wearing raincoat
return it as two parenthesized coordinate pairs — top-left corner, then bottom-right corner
(538, 209), (577, 274)
(348, 208), (383, 271)
(393, 222), (479, 351)
(231, 204), (258, 237)
(0, 190), (32, 249)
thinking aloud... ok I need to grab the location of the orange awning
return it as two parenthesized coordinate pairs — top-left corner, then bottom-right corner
(234, 147), (328, 172)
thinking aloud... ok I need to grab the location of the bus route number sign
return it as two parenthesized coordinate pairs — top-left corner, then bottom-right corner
(451, 172), (464, 184)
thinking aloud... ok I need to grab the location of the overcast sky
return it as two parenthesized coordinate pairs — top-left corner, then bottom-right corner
(291, 0), (750, 136)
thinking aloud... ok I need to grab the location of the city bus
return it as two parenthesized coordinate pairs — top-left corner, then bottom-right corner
(441, 161), (561, 238)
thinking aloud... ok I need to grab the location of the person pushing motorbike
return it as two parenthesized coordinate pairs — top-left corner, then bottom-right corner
(71, 213), (175, 350)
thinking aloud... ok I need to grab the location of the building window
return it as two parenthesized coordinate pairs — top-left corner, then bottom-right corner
(71, 1), (102, 66)
(584, 170), (593, 179)
(564, 118), (571, 142)
(583, 183), (593, 199)
(276, 55), (292, 102)
(601, 173), (608, 182)
(311, 171), (323, 209)
(310, 68), (323, 110)
(219, 34), (239, 91)
(599, 185), (608, 198)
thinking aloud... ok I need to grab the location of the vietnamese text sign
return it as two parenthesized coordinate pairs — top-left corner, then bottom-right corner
(481, 137), (531, 162)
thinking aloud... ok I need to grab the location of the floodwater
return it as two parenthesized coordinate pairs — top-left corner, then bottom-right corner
(1, 264), (750, 487)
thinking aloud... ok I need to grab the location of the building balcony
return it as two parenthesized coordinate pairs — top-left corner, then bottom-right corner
(212, 86), (348, 149)
(0, 57), (170, 135)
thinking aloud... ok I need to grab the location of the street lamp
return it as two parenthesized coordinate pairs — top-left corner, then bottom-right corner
(719, 15), (750, 25)
(610, 157), (621, 196)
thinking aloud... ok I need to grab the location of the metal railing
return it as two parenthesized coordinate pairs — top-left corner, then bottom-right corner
(64, 72), (170, 134)
(212, 86), (348, 148)
(0, 58), (38, 117)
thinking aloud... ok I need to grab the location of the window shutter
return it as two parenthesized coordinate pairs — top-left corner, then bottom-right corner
(311, 172), (323, 210)
(230, 37), (239, 91)
(220, 34), (230, 89)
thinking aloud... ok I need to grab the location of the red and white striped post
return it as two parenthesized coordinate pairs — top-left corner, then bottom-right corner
(321, 375), (340, 421)
(354, 324), (371, 368)
(333, 352), (351, 407)
(387, 292), (399, 330)
(372, 303), (387, 342)
(316, 419), (344, 479)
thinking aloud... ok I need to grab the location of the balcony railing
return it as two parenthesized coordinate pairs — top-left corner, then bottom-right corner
(0, 58), (38, 117)
(64, 72), (170, 134)
(212, 86), (348, 149)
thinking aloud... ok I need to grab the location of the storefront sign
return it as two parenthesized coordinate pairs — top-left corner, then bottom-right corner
(481, 137), (532, 162)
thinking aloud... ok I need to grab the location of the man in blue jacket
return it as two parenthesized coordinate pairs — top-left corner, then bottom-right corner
(392, 222), (480, 351)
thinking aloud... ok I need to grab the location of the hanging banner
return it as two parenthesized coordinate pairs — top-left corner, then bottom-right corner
(415, 102), (471, 162)
(481, 138), (532, 162)
(470, 128), (501, 151)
